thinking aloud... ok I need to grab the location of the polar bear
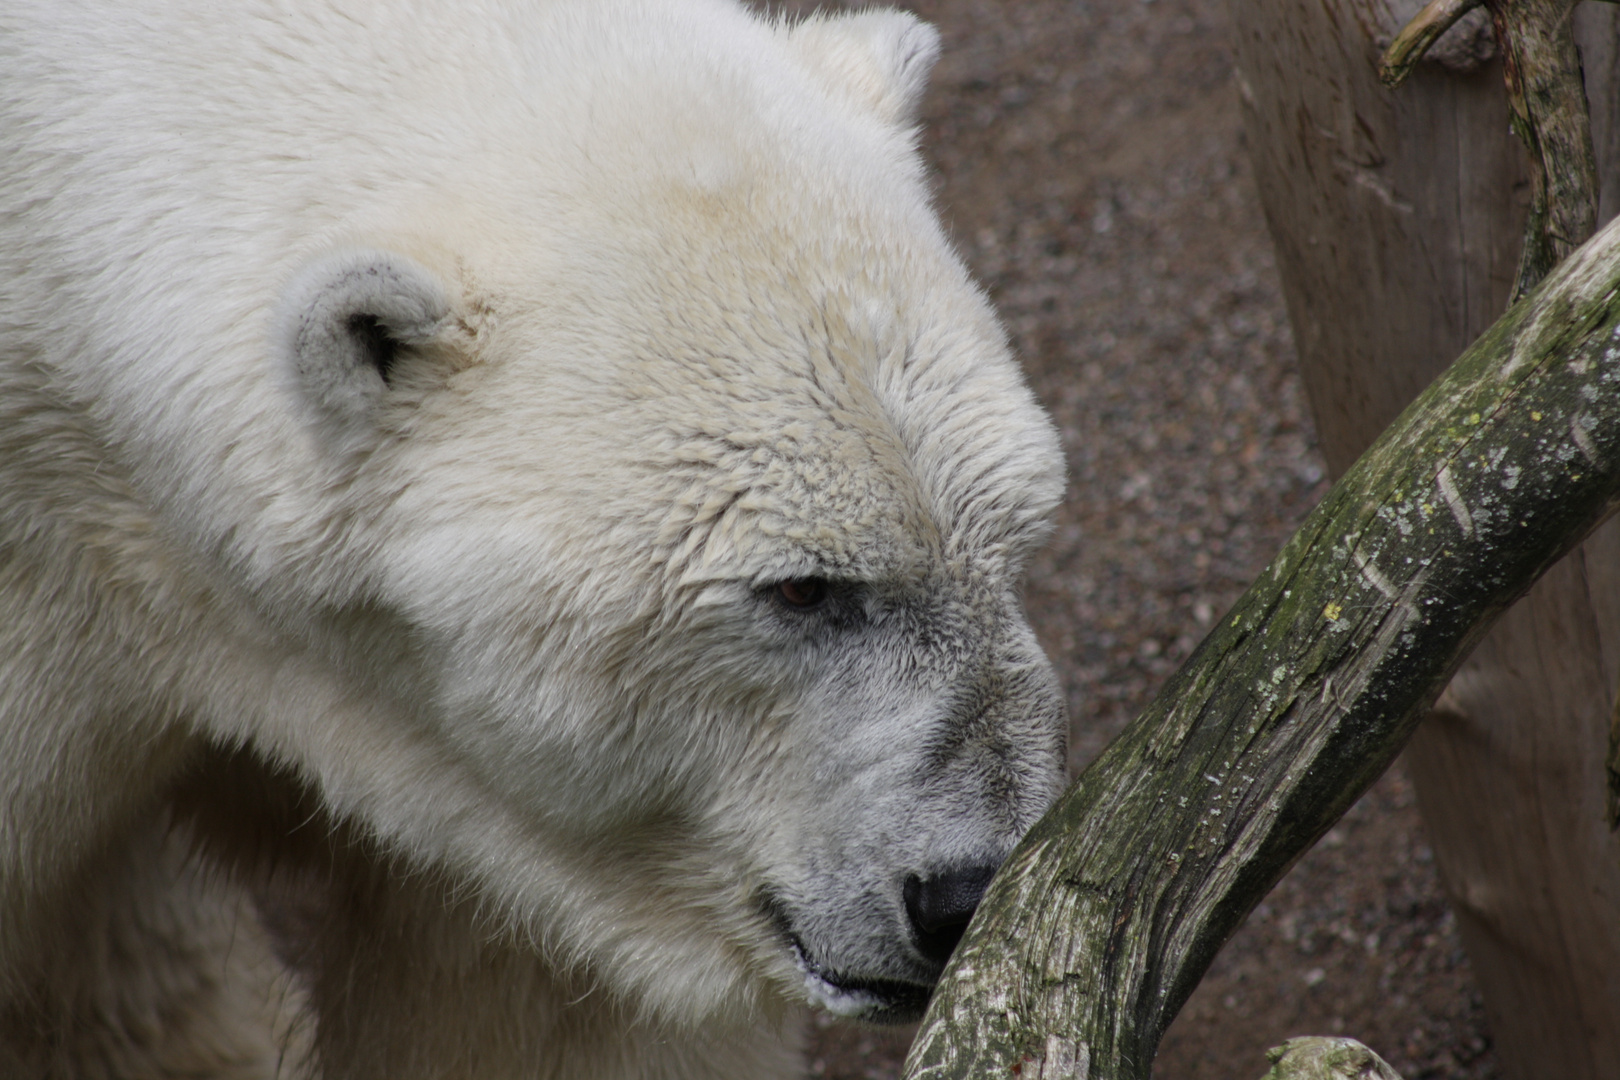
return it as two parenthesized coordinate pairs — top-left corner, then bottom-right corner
(0, 1), (1068, 1077)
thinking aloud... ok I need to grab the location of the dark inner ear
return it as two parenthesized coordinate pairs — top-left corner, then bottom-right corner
(347, 313), (400, 386)
(277, 249), (451, 436)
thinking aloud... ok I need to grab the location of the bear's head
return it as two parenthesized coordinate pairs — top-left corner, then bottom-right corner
(173, 2), (1067, 1029)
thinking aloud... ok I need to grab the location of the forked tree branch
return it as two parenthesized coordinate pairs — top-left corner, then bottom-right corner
(902, 216), (1620, 1079)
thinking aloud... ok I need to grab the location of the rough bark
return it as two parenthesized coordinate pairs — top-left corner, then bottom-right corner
(902, 217), (1620, 1079)
(1232, 2), (1620, 1073)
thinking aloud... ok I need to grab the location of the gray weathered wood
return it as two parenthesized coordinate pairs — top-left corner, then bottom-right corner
(901, 213), (1620, 1079)
(1230, 2), (1620, 1074)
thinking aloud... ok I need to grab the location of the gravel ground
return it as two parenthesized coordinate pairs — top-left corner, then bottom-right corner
(779, 0), (1504, 1076)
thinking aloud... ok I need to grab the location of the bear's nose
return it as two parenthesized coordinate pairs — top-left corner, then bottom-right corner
(903, 863), (1000, 968)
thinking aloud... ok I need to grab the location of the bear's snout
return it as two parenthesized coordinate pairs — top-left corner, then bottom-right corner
(903, 861), (1000, 968)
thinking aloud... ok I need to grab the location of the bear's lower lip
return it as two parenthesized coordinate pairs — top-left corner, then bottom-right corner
(784, 934), (934, 1024)
(759, 891), (935, 1022)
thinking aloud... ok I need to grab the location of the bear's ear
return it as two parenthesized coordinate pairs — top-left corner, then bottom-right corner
(275, 249), (453, 439)
(786, 10), (940, 125)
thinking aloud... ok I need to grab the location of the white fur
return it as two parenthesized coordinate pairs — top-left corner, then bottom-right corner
(0, 2), (1067, 1077)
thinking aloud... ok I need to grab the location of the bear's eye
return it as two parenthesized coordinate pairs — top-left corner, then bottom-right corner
(774, 578), (829, 610)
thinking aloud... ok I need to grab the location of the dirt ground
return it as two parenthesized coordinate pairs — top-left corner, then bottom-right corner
(785, 0), (1503, 1077)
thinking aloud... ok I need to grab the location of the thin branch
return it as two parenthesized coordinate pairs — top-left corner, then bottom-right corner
(1379, 0), (1485, 88)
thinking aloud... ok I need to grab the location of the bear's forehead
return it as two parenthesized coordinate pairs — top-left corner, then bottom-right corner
(606, 285), (921, 568)
(614, 283), (1051, 585)
(435, 173), (1059, 586)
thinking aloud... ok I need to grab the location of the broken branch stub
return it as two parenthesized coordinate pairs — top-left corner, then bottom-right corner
(903, 218), (1620, 1079)
(1262, 1037), (1405, 1080)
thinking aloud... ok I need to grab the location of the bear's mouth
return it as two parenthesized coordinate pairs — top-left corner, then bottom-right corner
(785, 934), (934, 1024)
(761, 894), (934, 1024)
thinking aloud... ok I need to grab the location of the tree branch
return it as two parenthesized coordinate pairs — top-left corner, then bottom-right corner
(903, 215), (1620, 1078)
(1379, 0), (1485, 89)
(1380, 0), (1598, 300)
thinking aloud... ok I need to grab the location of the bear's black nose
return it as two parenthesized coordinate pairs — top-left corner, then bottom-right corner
(903, 863), (1000, 968)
